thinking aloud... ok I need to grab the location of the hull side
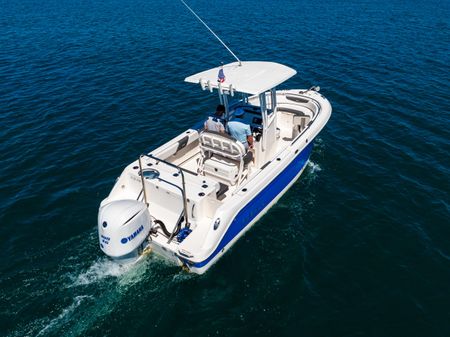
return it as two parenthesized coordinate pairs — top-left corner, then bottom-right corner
(190, 141), (314, 272)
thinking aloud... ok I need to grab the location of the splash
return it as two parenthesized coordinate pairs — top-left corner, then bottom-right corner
(70, 257), (134, 287)
(172, 270), (197, 282)
(307, 160), (322, 175)
(35, 295), (92, 337)
(22, 258), (154, 337)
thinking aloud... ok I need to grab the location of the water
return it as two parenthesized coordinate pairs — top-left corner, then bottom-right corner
(1, 0), (449, 336)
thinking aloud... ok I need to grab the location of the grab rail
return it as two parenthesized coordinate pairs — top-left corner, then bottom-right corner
(140, 154), (190, 243)
(138, 156), (149, 206)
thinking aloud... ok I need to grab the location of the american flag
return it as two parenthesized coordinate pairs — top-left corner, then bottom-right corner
(217, 68), (225, 83)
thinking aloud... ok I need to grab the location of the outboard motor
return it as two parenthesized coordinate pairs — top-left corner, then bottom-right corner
(98, 200), (152, 263)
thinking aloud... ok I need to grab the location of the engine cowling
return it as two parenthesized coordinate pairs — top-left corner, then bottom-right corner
(98, 200), (152, 259)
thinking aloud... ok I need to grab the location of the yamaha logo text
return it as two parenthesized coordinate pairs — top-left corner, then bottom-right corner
(120, 225), (144, 244)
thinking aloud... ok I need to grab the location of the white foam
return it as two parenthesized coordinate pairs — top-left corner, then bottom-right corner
(71, 257), (133, 286)
(117, 259), (150, 287)
(172, 270), (196, 282)
(307, 160), (322, 174)
(36, 295), (92, 336)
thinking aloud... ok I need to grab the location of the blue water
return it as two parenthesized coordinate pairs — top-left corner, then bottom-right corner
(1, 0), (449, 336)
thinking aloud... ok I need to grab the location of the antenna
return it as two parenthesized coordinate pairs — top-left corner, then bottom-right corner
(180, 0), (242, 66)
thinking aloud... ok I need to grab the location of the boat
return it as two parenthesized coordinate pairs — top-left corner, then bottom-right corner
(97, 60), (332, 274)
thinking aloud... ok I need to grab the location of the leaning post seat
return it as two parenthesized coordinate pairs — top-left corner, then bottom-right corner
(199, 131), (247, 185)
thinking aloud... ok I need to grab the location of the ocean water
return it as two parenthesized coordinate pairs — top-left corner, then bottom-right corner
(1, 0), (449, 336)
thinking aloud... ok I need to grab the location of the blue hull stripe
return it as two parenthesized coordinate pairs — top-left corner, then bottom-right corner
(193, 141), (314, 268)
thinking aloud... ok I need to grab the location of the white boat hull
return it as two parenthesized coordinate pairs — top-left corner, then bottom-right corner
(98, 89), (331, 274)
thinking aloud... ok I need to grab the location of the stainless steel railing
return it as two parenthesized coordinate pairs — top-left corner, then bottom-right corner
(139, 154), (189, 243)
